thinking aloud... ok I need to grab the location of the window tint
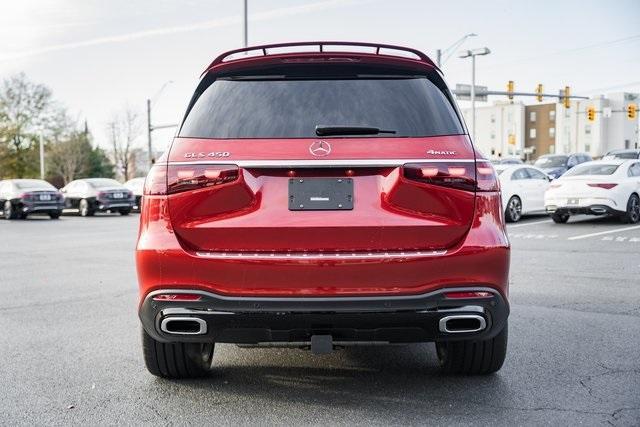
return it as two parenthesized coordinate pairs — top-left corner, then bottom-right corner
(86, 179), (122, 188)
(180, 77), (464, 138)
(628, 163), (640, 177)
(527, 168), (547, 180)
(564, 163), (620, 176)
(14, 179), (55, 190)
(615, 151), (639, 159)
(511, 168), (529, 180)
(534, 155), (568, 168)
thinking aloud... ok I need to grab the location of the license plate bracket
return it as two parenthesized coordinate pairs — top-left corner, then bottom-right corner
(289, 178), (354, 211)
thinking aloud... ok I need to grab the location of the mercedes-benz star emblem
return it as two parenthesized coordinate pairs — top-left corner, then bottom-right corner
(309, 140), (331, 157)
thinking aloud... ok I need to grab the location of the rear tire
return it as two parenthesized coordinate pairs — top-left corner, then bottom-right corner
(436, 322), (508, 375)
(141, 329), (215, 379)
(3, 201), (18, 220)
(504, 196), (522, 223)
(551, 212), (570, 223)
(79, 199), (94, 217)
(49, 211), (61, 219)
(119, 209), (131, 216)
(620, 194), (640, 224)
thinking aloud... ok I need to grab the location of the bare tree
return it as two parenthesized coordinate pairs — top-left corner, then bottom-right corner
(0, 73), (56, 177)
(47, 130), (91, 185)
(107, 106), (141, 181)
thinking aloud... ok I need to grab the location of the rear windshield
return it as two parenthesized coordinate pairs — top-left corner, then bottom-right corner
(534, 155), (568, 168)
(563, 163), (619, 176)
(87, 179), (122, 188)
(611, 151), (638, 159)
(179, 77), (464, 139)
(14, 179), (55, 190)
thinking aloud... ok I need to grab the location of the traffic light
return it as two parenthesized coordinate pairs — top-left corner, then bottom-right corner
(563, 86), (571, 109)
(507, 80), (514, 101)
(586, 106), (596, 122)
(536, 84), (543, 102)
(628, 104), (638, 120)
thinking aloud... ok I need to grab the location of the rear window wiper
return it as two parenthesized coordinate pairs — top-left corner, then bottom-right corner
(315, 125), (397, 136)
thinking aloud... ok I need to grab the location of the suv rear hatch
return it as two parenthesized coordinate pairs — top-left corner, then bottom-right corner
(166, 60), (478, 253)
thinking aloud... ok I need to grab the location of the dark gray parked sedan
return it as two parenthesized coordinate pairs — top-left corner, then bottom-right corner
(0, 179), (65, 219)
(61, 178), (135, 216)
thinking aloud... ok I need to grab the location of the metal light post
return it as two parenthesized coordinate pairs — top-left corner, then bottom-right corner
(243, 0), (248, 48)
(146, 80), (174, 168)
(436, 33), (477, 68)
(39, 134), (44, 179)
(459, 47), (491, 141)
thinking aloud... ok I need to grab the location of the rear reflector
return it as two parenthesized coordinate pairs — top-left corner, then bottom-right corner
(403, 161), (499, 192)
(444, 291), (493, 299)
(587, 183), (617, 189)
(143, 164), (239, 195)
(152, 294), (202, 302)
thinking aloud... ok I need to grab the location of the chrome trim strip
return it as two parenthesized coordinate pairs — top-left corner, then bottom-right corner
(438, 315), (487, 334)
(194, 249), (447, 260)
(157, 158), (477, 168)
(160, 317), (207, 335)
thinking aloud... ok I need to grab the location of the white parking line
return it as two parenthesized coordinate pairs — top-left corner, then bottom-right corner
(568, 225), (640, 241)
(507, 219), (552, 228)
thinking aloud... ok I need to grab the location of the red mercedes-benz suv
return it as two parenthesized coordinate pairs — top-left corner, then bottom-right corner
(137, 42), (509, 378)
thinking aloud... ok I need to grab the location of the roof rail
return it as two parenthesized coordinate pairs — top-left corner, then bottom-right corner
(204, 41), (435, 73)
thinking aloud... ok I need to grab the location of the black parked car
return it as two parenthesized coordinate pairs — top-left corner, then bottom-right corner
(61, 178), (135, 216)
(0, 179), (64, 219)
(533, 153), (592, 179)
(603, 149), (640, 160)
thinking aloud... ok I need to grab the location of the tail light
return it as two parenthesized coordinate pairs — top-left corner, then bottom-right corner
(98, 191), (108, 200)
(444, 291), (493, 299)
(587, 183), (617, 190)
(20, 193), (32, 201)
(152, 293), (202, 302)
(403, 161), (499, 192)
(144, 164), (239, 195)
(56, 192), (64, 200)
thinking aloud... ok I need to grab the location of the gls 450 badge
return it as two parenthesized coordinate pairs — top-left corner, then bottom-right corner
(184, 151), (230, 159)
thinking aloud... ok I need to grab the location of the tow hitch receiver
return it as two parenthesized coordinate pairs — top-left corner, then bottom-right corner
(311, 335), (333, 355)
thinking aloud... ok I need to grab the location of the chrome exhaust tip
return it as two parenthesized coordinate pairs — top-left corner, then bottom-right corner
(160, 317), (207, 335)
(439, 315), (486, 334)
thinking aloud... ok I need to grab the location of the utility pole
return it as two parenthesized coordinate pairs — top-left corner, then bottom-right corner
(146, 98), (153, 167)
(437, 33), (476, 68)
(436, 49), (441, 68)
(459, 47), (491, 141)
(243, 0), (248, 48)
(39, 134), (44, 180)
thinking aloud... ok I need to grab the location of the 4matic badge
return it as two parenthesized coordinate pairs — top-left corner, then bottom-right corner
(426, 149), (456, 156)
(184, 151), (230, 159)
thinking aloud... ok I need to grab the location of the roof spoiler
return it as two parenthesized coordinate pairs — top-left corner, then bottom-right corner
(202, 41), (437, 76)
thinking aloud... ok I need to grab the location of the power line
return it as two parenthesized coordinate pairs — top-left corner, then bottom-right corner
(485, 34), (640, 69)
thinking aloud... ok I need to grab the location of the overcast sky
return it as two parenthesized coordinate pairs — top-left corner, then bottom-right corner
(1, 0), (638, 151)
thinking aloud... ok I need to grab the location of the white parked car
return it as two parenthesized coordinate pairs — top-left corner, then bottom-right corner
(124, 177), (145, 211)
(495, 164), (551, 222)
(544, 159), (640, 224)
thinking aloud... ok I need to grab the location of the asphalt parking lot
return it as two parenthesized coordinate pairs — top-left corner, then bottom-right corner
(0, 213), (638, 425)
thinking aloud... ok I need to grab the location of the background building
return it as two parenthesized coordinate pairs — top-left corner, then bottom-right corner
(461, 101), (525, 159)
(463, 92), (639, 160)
(524, 103), (556, 160)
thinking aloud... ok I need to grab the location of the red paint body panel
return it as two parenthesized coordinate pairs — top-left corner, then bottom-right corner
(135, 43), (510, 306)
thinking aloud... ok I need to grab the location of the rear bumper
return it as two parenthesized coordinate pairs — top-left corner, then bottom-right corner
(546, 203), (624, 216)
(20, 202), (64, 214)
(95, 199), (135, 211)
(140, 287), (509, 344)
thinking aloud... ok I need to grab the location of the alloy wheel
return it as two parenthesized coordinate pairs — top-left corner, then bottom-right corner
(507, 197), (522, 222)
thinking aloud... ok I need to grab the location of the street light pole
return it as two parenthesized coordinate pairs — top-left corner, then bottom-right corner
(39, 134), (44, 179)
(146, 81), (174, 168)
(459, 47), (491, 141)
(146, 99), (152, 167)
(437, 33), (477, 68)
(243, 0), (248, 48)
